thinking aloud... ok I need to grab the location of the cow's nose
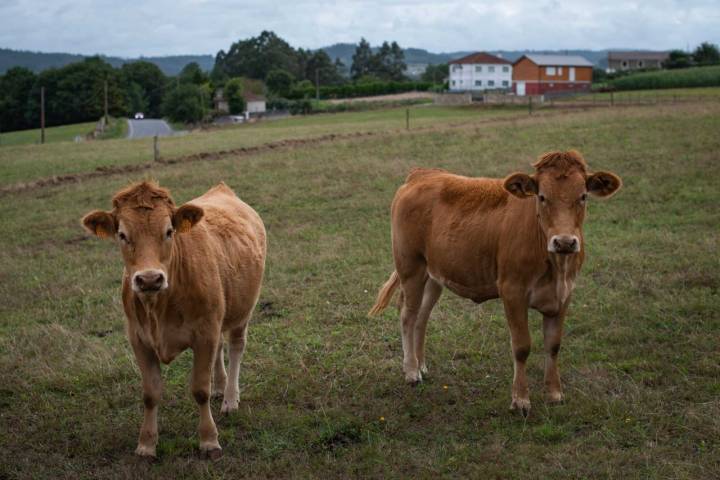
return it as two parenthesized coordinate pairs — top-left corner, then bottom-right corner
(550, 235), (580, 254)
(134, 270), (166, 292)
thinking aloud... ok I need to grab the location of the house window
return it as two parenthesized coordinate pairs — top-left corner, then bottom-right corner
(488, 66), (495, 73)
(502, 80), (509, 87)
(546, 66), (556, 75)
(475, 65), (482, 72)
(558, 67), (563, 75)
(488, 80), (495, 86)
(638, 60), (644, 68)
(502, 66), (509, 72)
(452, 64), (462, 72)
(621, 61), (628, 68)
(451, 80), (456, 86)
(475, 80), (482, 86)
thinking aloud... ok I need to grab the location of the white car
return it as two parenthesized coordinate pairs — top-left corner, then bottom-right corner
(134, 112), (144, 120)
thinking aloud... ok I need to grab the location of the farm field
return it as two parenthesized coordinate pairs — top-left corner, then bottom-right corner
(558, 86), (720, 103)
(0, 118), (127, 147)
(0, 106), (528, 188)
(0, 102), (718, 478)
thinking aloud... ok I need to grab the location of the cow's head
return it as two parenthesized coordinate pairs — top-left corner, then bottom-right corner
(81, 181), (203, 295)
(503, 150), (621, 254)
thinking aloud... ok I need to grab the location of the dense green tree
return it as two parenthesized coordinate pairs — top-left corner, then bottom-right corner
(421, 63), (448, 83)
(121, 61), (166, 117)
(25, 57), (127, 127)
(351, 38), (374, 80)
(223, 78), (246, 114)
(0, 66), (36, 132)
(161, 83), (204, 123)
(179, 62), (208, 85)
(215, 31), (301, 80)
(266, 69), (295, 97)
(664, 50), (694, 69)
(305, 50), (345, 85)
(692, 42), (720, 66)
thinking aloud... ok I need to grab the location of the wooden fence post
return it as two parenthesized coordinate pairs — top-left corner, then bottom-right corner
(406, 108), (409, 130)
(153, 135), (159, 162)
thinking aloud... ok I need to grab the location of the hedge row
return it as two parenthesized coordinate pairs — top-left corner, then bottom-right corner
(609, 65), (720, 91)
(286, 81), (434, 100)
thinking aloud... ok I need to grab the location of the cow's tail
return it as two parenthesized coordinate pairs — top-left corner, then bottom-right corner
(368, 271), (401, 317)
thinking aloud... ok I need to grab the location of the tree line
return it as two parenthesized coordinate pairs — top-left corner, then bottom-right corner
(1, 32), (443, 131)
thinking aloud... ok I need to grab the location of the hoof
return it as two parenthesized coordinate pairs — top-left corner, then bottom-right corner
(200, 447), (223, 461)
(135, 444), (157, 458)
(221, 398), (239, 414)
(546, 391), (565, 405)
(510, 398), (531, 418)
(405, 370), (422, 385)
(419, 363), (429, 375)
(211, 389), (225, 399)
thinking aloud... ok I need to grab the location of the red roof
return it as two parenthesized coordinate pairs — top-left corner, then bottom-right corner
(448, 52), (511, 65)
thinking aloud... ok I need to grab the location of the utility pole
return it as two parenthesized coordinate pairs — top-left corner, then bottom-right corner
(315, 68), (320, 101)
(40, 86), (46, 144)
(104, 80), (109, 131)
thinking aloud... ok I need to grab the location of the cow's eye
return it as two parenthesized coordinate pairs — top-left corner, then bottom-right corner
(165, 228), (174, 239)
(538, 194), (546, 203)
(118, 232), (128, 243)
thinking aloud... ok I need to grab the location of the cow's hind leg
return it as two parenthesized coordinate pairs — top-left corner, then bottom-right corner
(399, 268), (428, 384)
(414, 278), (442, 376)
(221, 322), (249, 414)
(212, 339), (227, 398)
(191, 335), (222, 459)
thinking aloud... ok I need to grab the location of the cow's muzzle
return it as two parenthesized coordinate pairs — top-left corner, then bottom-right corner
(548, 235), (580, 254)
(132, 269), (168, 293)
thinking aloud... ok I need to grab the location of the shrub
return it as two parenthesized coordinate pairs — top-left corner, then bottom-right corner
(224, 78), (246, 114)
(609, 65), (720, 91)
(286, 81), (433, 100)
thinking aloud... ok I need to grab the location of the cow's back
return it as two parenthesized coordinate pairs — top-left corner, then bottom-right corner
(187, 183), (266, 326)
(391, 169), (516, 301)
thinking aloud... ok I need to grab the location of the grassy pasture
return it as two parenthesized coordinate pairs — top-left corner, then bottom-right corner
(0, 118), (127, 148)
(0, 102), (718, 478)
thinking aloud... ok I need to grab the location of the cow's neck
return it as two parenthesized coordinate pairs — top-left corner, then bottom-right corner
(132, 238), (189, 360)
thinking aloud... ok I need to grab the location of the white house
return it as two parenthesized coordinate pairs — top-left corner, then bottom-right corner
(244, 93), (266, 115)
(448, 52), (513, 92)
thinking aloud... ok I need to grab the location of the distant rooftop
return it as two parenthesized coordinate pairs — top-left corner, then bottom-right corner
(448, 52), (512, 65)
(517, 54), (594, 67)
(608, 51), (670, 61)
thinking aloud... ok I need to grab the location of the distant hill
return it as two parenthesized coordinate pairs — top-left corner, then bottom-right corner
(321, 43), (612, 70)
(1, 45), (620, 77)
(0, 48), (214, 75)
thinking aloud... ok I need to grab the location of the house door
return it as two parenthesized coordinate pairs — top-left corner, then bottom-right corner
(516, 81), (526, 96)
(569, 67), (576, 81)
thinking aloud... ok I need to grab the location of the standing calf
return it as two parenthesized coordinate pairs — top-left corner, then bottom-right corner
(82, 181), (266, 458)
(369, 151), (621, 415)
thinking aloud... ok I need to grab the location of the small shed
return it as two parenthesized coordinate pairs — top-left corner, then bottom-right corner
(244, 93), (267, 115)
(214, 89), (229, 114)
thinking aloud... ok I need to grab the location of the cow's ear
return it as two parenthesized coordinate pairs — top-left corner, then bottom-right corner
(173, 204), (204, 233)
(503, 173), (538, 198)
(82, 210), (116, 239)
(587, 171), (622, 198)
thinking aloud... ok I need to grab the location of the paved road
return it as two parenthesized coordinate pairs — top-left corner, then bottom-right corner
(127, 119), (173, 139)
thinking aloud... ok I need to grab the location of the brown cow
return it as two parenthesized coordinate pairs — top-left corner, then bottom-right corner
(369, 151), (621, 415)
(82, 181), (266, 458)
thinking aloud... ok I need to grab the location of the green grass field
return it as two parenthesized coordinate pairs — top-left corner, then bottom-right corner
(0, 118), (127, 148)
(0, 102), (718, 478)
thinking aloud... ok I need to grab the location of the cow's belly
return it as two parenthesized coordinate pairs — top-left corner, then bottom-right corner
(428, 267), (498, 304)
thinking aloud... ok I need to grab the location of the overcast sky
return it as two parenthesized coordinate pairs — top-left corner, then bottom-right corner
(1, 0), (718, 57)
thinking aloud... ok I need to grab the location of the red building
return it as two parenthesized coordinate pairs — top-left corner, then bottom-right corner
(512, 54), (593, 96)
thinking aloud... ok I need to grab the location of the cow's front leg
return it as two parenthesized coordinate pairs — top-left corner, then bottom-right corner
(191, 336), (222, 459)
(130, 336), (162, 457)
(543, 313), (565, 404)
(502, 291), (532, 416)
